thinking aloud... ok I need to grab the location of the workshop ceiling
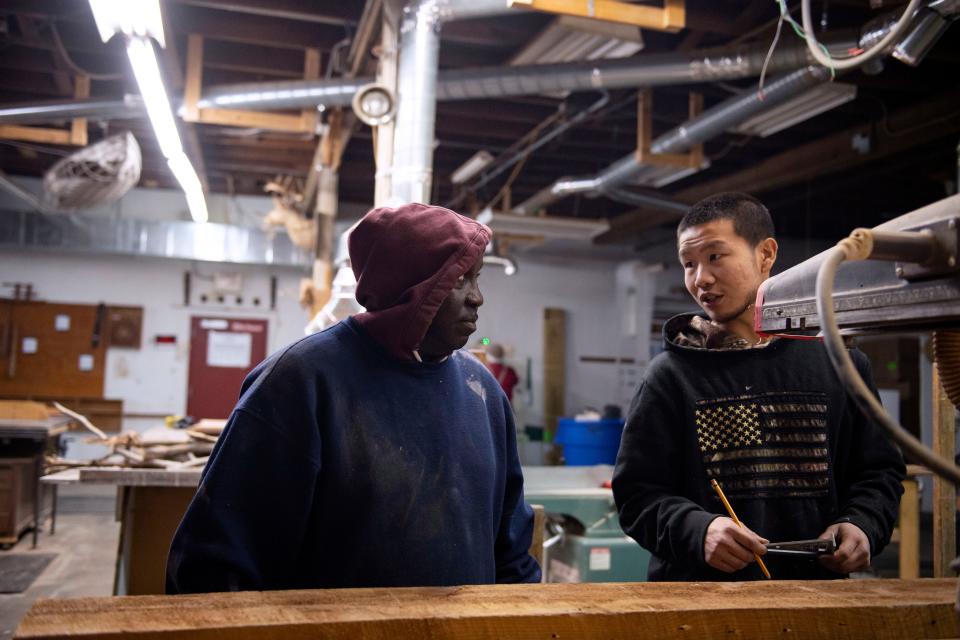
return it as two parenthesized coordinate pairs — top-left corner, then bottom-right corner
(0, 0), (958, 246)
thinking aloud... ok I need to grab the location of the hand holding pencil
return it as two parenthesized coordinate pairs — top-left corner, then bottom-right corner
(706, 479), (772, 579)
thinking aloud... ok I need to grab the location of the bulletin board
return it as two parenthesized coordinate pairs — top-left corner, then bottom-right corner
(0, 299), (108, 398)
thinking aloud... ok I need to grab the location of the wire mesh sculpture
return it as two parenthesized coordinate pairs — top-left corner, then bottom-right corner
(43, 131), (142, 210)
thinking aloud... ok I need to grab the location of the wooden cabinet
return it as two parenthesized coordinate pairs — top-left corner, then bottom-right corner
(0, 457), (48, 547)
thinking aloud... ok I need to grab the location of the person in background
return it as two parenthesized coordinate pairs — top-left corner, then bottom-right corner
(613, 192), (904, 581)
(486, 342), (520, 403)
(167, 202), (541, 593)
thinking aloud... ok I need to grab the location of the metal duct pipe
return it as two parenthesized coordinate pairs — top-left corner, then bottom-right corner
(0, 95), (144, 125)
(388, 0), (516, 203)
(390, 1), (443, 204)
(651, 65), (831, 154)
(513, 65), (831, 215)
(195, 41), (827, 112)
(604, 188), (690, 213)
(2, 40), (830, 127)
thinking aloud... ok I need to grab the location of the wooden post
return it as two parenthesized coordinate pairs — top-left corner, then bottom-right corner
(543, 308), (566, 442)
(69, 75), (90, 146)
(635, 89), (703, 168)
(932, 363), (957, 577)
(529, 504), (545, 573)
(899, 476), (920, 579)
(300, 48), (321, 133)
(182, 34), (204, 122)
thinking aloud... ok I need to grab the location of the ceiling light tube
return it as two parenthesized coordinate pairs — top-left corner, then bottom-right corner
(88, 2), (207, 223)
(451, 150), (495, 185)
(88, 0), (165, 46)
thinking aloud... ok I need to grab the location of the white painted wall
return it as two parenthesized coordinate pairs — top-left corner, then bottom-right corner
(0, 248), (307, 458)
(476, 255), (650, 431)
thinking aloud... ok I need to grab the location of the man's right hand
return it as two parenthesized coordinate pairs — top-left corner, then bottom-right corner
(703, 517), (768, 573)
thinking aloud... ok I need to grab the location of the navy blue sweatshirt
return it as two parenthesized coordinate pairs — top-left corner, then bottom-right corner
(166, 317), (540, 592)
(613, 313), (904, 582)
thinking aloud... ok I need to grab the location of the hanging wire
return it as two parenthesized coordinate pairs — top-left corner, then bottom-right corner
(757, 6), (787, 99)
(777, 0), (836, 78)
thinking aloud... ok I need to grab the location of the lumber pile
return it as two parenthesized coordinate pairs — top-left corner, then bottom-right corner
(15, 579), (959, 640)
(44, 406), (225, 472)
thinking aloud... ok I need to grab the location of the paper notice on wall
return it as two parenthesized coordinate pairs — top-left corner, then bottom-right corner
(207, 331), (252, 368)
(589, 547), (611, 571)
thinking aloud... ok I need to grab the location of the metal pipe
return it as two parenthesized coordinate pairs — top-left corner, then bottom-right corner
(0, 95), (144, 125)
(3, 39), (830, 126)
(513, 65), (830, 215)
(604, 188), (690, 213)
(390, 1), (444, 204)
(0, 170), (49, 212)
(196, 41), (820, 112)
(650, 66), (831, 155)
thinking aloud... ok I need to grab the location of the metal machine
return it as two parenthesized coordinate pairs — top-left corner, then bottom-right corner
(523, 465), (650, 583)
(756, 193), (960, 482)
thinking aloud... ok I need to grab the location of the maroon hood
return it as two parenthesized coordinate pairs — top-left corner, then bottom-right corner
(349, 202), (491, 361)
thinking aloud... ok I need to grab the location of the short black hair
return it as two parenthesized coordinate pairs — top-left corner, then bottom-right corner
(677, 192), (775, 246)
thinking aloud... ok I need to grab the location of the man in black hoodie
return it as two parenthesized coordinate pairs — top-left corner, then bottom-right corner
(613, 192), (904, 581)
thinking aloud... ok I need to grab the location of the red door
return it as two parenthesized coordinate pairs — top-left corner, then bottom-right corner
(187, 317), (268, 420)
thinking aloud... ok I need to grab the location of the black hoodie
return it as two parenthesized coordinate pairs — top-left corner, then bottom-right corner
(612, 313), (905, 581)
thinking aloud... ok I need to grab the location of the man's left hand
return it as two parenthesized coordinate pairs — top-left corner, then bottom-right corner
(818, 522), (870, 574)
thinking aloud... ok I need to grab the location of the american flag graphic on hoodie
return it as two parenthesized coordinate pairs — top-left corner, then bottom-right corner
(694, 391), (831, 499)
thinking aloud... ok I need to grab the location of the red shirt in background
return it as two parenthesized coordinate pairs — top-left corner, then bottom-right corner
(488, 362), (519, 402)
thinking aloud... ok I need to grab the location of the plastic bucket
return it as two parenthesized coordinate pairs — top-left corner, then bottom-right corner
(554, 418), (625, 465)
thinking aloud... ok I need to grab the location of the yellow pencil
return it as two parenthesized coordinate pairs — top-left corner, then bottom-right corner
(710, 479), (771, 580)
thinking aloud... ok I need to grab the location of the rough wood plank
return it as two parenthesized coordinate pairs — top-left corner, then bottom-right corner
(932, 364), (957, 577)
(0, 124), (72, 145)
(196, 107), (310, 133)
(15, 579), (958, 640)
(77, 467), (202, 488)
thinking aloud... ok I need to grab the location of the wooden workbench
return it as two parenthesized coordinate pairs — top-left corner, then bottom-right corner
(42, 467), (202, 595)
(15, 578), (959, 639)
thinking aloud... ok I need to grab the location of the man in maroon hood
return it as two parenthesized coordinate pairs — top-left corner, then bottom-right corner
(168, 203), (541, 593)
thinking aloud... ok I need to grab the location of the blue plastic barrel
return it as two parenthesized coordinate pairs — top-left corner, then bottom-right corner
(554, 418), (625, 465)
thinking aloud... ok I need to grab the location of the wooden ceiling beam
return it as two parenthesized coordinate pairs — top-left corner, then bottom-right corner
(163, 4), (348, 51)
(197, 40), (312, 78)
(167, 0), (360, 28)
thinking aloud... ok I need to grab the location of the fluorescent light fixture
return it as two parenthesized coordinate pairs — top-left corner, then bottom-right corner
(510, 15), (643, 66)
(168, 152), (209, 223)
(125, 37), (182, 160)
(89, 0), (208, 223)
(451, 150), (495, 185)
(88, 0), (165, 47)
(729, 83), (857, 138)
